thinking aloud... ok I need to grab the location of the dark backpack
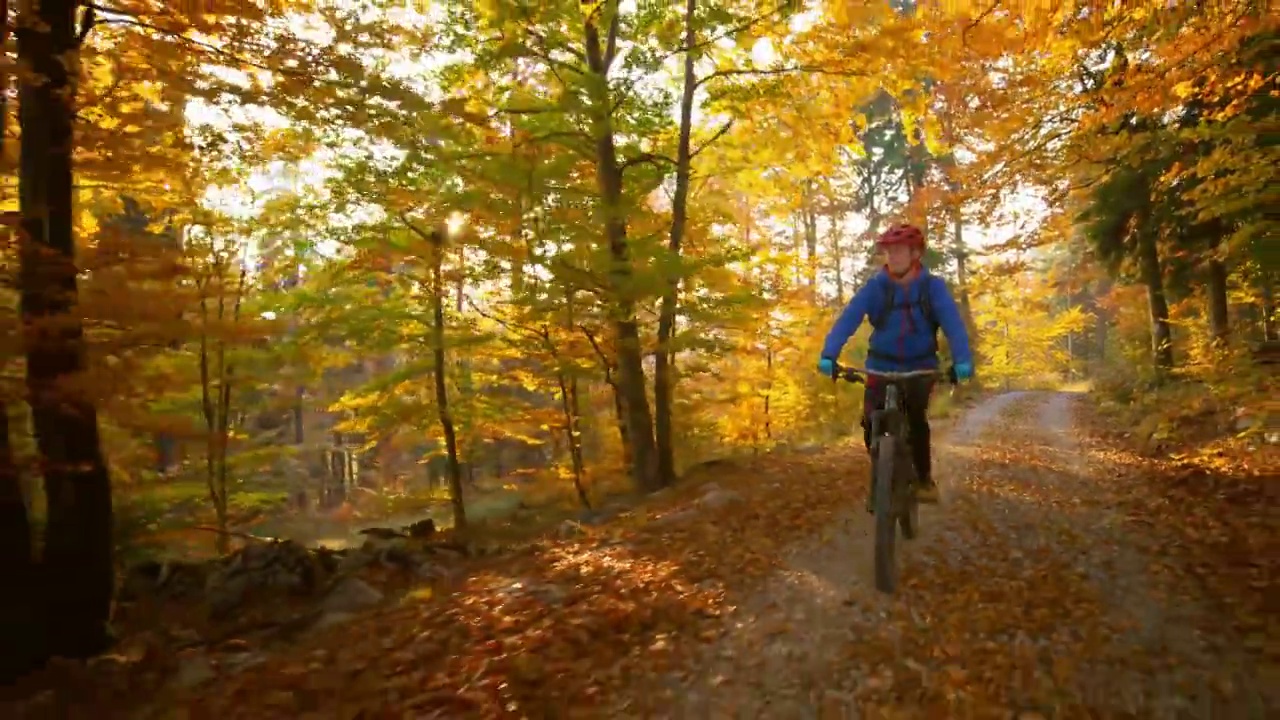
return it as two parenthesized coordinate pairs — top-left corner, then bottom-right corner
(869, 276), (940, 338)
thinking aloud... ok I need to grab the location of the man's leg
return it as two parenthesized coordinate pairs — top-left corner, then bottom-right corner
(904, 377), (939, 502)
(861, 380), (886, 513)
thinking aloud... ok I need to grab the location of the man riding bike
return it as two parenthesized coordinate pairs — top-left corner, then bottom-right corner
(817, 223), (974, 504)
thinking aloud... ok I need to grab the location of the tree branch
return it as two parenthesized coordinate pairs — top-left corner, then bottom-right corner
(578, 324), (619, 387)
(690, 119), (734, 160)
(619, 119), (733, 175)
(961, 2), (1000, 48)
(464, 296), (555, 348)
(84, 5), (288, 79)
(398, 213), (445, 248)
(671, 2), (793, 59)
(618, 152), (677, 172)
(693, 64), (871, 91)
(604, 11), (619, 70)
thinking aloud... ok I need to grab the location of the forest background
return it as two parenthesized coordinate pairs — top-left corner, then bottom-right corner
(0, 0), (1273, 690)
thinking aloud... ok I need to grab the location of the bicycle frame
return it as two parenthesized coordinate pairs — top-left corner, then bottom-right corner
(830, 364), (948, 594)
(868, 383), (906, 453)
(837, 367), (940, 447)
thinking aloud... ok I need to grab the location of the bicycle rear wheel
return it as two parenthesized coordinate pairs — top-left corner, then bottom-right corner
(873, 435), (898, 594)
(899, 489), (919, 540)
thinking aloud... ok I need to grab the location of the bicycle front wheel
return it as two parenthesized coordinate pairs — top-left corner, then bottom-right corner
(873, 435), (898, 594)
(899, 443), (919, 541)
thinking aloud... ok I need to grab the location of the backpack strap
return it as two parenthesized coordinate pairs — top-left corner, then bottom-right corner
(869, 280), (896, 331)
(869, 275), (941, 333)
(920, 275), (940, 335)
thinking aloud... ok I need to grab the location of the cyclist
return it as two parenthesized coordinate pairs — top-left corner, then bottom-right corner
(817, 223), (974, 504)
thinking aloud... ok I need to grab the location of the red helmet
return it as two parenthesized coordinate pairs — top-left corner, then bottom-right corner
(876, 223), (925, 250)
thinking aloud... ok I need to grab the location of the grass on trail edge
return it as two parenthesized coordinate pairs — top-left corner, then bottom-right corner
(143, 433), (915, 718)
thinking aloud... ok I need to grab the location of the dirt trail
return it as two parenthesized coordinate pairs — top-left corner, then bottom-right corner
(614, 391), (1273, 718)
(56, 391), (1269, 720)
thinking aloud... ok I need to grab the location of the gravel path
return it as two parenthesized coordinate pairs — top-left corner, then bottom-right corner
(613, 391), (1272, 719)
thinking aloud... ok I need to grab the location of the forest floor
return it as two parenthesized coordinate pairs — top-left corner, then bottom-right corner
(7, 391), (1276, 719)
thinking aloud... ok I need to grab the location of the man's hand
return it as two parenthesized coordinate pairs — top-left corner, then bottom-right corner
(953, 361), (973, 381)
(817, 357), (836, 379)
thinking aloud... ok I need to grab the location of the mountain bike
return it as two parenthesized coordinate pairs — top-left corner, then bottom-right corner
(832, 363), (953, 594)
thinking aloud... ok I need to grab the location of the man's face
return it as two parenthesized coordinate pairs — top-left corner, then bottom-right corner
(883, 244), (919, 274)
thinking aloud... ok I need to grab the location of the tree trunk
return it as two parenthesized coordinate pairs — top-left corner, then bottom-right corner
(17, 0), (115, 660)
(580, 326), (632, 467)
(833, 213), (846, 304)
(791, 213), (803, 286)
(453, 246), (479, 492)
(1206, 257), (1230, 344)
(612, 381), (631, 466)
(559, 288), (590, 509)
(1136, 223), (1174, 374)
(290, 262), (305, 445)
(1066, 331), (1075, 378)
(428, 231), (467, 530)
(1263, 274), (1277, 342)
(583, 8), (660, 493)
(214, 264), (246, 554)
(1091, 275), (1112, 363)
(0, 399), (43, 683)
(510, 125), (528, 297)
(653, 0), (697, 489)
(557, 373), (590, 509)
(0, 1), (41, 682)
(764, 346), (773, 441)
(802, 182), (818, 291)
(154, 434), (176, 474)
(197, 256), (239, 556)
(1003, 318), (1012, 391)
(905, 140), (930, 231)
(950, 199), (978, 343)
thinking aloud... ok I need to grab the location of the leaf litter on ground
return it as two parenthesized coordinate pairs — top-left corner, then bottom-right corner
(34, 392), (1274, 719)
(143, 433), (909, 718)
(610, 392), (1273, 718)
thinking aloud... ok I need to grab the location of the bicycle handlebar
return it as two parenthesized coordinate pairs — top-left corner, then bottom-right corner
(830, 363), (956, 386)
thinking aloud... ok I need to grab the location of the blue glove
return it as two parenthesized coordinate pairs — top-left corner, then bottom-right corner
(953, 361), (973, 381)
(817, 357), (836, 378)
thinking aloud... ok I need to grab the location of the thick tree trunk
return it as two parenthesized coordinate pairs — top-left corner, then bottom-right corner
(583, 8), (659, 493)
(17, 0), (115, 660)
(1206, 257), (1230, 344)
(0, 0), (42, 683)
(1136, 224), (1174, 374)
(0, 399), (44, 683)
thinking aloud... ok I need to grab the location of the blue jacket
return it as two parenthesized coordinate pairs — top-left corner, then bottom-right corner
(821, 266), (973, 372)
